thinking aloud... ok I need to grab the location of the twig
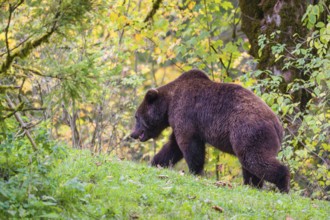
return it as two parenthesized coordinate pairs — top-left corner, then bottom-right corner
(321, 1), (330, 14)
(226, 53), (233, 76)
(224, 6), (241, 77)
(0, 34), (36, 58)
(25, 119), (43, 129)
(5, 95), (38, 151)
(210, 45), (228, 72)
(3, 0), (24, 65)
(144, 0), (163, 23)
(5, 4), (13, 60)
(12, 64), (70, 80)
(0, 85), (20, 91)
(203, 0), (215, 79)
(145, 36), (185, 72)
(13, 64), (49, 77)
(21, 108), (46, 112)
(0, 5), (61, 74)
(287, 128), (329, 167)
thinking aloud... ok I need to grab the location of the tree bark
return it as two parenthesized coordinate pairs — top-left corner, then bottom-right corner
(239, 0), (309, 80)
(238, 0), (315, 110)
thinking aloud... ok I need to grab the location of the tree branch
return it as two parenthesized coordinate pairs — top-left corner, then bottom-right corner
(210, 45), (231, 76)
(5, 95), (38, 151)
(3, 107), (46, 112)
(0, 85), (20, 92)
(1, 101), (24, 119)
(144, 0), (163, 22)
(5, 4), (13, 59)
(3, 0), (24, 66)
(0, 33), (35, 58)
(12, 64), (78, 81)
(13, 64), (47, 77)
(0, 8), (60, 74)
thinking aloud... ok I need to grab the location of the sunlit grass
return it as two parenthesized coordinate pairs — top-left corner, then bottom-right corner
(47, 150), (329, 219)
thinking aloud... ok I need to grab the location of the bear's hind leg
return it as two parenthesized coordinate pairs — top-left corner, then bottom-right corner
(239, 154), (290, 193)
(242, 167), (264, 188)
(231, 124), (290, 192)
(151, 133), (183, 167)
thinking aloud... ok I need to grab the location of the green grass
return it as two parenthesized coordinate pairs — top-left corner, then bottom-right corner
(1, 147), (329, 219)
(43, 150), (329, 219)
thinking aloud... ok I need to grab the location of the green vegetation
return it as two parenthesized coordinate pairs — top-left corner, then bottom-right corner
(0, 0), (329, 215)
(1, 145), (329, 219)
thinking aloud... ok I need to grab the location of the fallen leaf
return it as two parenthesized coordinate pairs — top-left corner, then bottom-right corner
(215, 181), (232, 188)
(312, 204), (318, 208)
(95, 162), (102, 166)
(158, 175), (169, 179)
(212, 205), (224, 213)
(286, 216), (294, 220)
(130, 213), (139, 219)
(188, 195), (196, 200)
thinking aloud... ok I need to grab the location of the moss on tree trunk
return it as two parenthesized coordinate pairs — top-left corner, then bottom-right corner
(238, 0), (311, 106)
(239, 0), (308, 80)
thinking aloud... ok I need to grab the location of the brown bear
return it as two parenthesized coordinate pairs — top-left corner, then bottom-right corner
(130, 69), (290, 193)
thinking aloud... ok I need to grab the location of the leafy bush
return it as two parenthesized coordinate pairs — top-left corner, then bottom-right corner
(0, 125), (68, 218)
(241, 1), (329, 200)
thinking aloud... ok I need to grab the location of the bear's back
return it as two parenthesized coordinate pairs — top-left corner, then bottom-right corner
(167, 71), (282, 140)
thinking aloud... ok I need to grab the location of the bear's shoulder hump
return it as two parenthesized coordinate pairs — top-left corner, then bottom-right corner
(178, 69), (210, 81)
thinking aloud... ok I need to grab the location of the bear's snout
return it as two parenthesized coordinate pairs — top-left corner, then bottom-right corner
(130, 131), (139, 139)
(130, 130), (148, 142)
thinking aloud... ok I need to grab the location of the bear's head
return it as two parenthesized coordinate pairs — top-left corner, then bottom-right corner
(130, 88), (168, 142)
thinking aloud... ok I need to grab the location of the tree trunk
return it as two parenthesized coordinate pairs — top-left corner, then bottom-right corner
(239, 0), (311, 107)
(240, 0), (308, 78)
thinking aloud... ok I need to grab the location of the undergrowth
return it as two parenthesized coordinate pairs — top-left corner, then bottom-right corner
(0, 141), (329, 219)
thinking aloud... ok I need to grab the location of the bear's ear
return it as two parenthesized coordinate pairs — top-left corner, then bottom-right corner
(145, 88), (159, 103)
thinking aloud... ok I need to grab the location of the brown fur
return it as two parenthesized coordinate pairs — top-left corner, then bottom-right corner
(131, 69), (290, 192)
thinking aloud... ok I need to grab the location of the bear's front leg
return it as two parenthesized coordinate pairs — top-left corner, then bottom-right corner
(151, 133), (183, 167)
(177, 135), (206, 175)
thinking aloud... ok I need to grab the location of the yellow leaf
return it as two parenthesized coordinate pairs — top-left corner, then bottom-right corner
(188, 2), (195, 10)
(109, 12), (118, 21)
(166, 50), (175, 59)
(8, 38), (16, 48)
(154, 47), (161, 54)
(34, 51), (40, 58)
(22, 81), (32, 93)
(135, 33), (143, 43)
(0, 33), (5, 41)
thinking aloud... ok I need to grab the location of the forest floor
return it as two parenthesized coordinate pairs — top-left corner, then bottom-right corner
(42, 150), (329, 219)
(1, 148), (329, 219)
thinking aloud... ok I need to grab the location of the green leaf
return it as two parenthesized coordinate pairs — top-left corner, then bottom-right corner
(277, 96), (284, 104)
(242, 42), (250, 51)
(312, 5), (320, 16)
(308, 14), (316, 25)
(315, 22), (325, 28)
(38, 213), (60, 218)
(221, 2), (233, 10)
